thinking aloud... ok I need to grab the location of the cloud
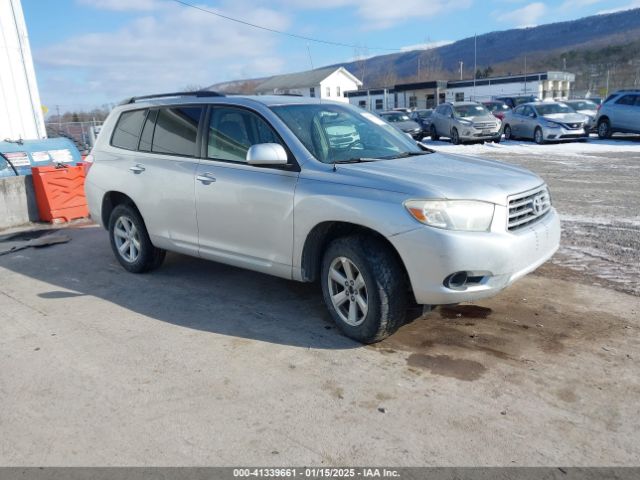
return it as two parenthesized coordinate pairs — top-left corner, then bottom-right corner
(495, 2), (547, 27)
(559, 0), (601, 8)
(597, 0), (640, 14)
(277, 0), (473, 29)
(400, 40), (453, 52)
(35, 1), (290, 107)
(76, 0), (161, 10)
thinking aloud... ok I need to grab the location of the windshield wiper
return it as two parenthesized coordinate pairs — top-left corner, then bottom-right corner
(332, 157), (378, 164)
(384, 151), (432, 159)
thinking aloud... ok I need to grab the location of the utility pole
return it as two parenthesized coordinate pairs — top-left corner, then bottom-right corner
(56, 105), (61, 131)
(605, 68), (610, 97)
(459, 61), (463, 80)
(473, 34), (477, 100)
(524, 56), (528, 94)
(418, 57), (421, 79)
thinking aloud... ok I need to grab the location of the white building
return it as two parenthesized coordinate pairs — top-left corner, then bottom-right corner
(445, 71), (576, 103)
(347, 71), (576, 111)
(0, 0), (46, 140)
(255, 66), (362, 103)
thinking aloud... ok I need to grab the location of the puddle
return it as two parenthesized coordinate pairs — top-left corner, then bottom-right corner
(407, 354), (486, 381)
(0, 229), (53, 243)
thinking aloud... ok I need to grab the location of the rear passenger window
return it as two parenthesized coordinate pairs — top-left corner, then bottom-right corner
(111, 109), (147, 150)
(207, 107), (282, 163)
(152, 107), (203, 156)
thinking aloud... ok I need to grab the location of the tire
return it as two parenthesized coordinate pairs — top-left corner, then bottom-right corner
(504, 125), (513, 140)
(451, 128), (461, 145)
(492, 135), (501, 144)
(430, 125), (439, 141)
(320, 235), (408, 344)
(108, 204), (166, 273)
(598, 118), (612, 139)
(534, 127), (545, 145)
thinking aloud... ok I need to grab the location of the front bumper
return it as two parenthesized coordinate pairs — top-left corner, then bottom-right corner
(459, 125), (501, 141)
(542, 125), (588, 141)
(389, 207), (560, 305)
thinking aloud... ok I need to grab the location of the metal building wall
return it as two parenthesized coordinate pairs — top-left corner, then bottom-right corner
(0, 0), (46, 140)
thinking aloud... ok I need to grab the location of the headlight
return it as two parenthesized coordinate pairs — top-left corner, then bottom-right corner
(404, 200), (495, 231)
(543, 120), (561, 129)
(458, 119), (473, 126)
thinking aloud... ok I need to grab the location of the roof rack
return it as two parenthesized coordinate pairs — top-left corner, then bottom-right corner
(119, 90), (225, 105)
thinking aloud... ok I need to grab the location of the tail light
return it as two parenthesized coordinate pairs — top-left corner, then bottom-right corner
(83, 153), (94, 173)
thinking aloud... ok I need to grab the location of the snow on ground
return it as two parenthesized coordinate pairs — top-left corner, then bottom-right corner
(422, 136), (640, 157)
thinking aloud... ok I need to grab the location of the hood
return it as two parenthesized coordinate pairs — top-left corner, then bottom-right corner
(310, 152), (543, 206)
(464, 115), (498, 124)
(542, 112), (587, 123)
(393, 120), (421, 132)
(577, 109), (597, 117)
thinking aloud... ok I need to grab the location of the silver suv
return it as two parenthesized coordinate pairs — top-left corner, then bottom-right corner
(429, 102), (502, 144)
(85, 92), (560, 343)
(595, 90), (640, 139)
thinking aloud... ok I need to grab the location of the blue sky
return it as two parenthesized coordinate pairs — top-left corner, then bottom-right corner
(22, 0), (640, 112)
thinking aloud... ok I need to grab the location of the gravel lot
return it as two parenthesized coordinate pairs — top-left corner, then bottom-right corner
(1, 138), (639, 466)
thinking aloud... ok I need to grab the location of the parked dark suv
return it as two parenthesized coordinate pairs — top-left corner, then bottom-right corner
(595, 90), (640, 139)
(495, 95), (540, 109)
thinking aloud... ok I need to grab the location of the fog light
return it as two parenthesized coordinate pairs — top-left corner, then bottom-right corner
(444, 271), (468, 289)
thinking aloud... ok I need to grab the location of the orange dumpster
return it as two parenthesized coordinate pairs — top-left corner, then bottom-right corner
(31, 164), (89, 223)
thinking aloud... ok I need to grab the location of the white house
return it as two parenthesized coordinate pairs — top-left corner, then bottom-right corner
(255, 66), (362, 103)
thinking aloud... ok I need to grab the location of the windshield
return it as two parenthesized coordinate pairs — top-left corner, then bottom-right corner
(416, 110), (432, 118)
(535, 103), (574, 115)
(381, 113), (410, 122)
(454, 104), (490, 118)
(271, 104), (422, 164)
(566, 100), (597, 110)
(484, 102), (510, 112)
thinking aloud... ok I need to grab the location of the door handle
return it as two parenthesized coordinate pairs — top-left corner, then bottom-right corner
(196, 173), (216, 184)
(129, 164), (145, 174)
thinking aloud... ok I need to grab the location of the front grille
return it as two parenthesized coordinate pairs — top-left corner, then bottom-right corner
(507, 185), (552, 231)
(474, 122), (497, 129)
(562, 122), (583, 129)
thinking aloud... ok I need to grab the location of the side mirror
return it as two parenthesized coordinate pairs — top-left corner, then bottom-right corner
(246, 143), (288, 166)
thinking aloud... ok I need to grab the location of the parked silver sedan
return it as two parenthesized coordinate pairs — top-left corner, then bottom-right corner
(502, 102), (589, 144)
(430, 102), (501, 144)
(564, 99), (598, 131)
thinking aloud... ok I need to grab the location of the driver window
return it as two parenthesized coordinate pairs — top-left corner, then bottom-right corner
(207, 107), (282, 163)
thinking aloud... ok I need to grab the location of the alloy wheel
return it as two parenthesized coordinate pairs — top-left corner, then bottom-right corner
(113, 216), (141, 263)
(328, 256), (368, 327)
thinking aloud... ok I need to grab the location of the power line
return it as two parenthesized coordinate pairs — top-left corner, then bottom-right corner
(169, 0), (402, 52)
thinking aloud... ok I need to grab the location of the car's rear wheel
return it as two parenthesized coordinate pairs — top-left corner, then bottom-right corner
(451, 128), (461, 145)
(534, 127), (545, 145)
(598, 118), (612, 139)
(430, 125), (439, 141)
(321, 236), (407, 344)
(504, 125), (513, 140)
(108, 204), (165, 273)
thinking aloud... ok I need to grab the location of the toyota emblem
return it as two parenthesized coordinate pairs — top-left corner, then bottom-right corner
(532, 195), (544, 215)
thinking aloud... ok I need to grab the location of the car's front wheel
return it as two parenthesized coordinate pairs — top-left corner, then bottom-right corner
(504, 124), (513, 140)
(598, 118), (612, 139)
(321, 236), (407, 344)
(534, 127), (545, 145)
(430, 125), (439, 141)
(451, 127), (461, 145)
(108, 204), (166, 273)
